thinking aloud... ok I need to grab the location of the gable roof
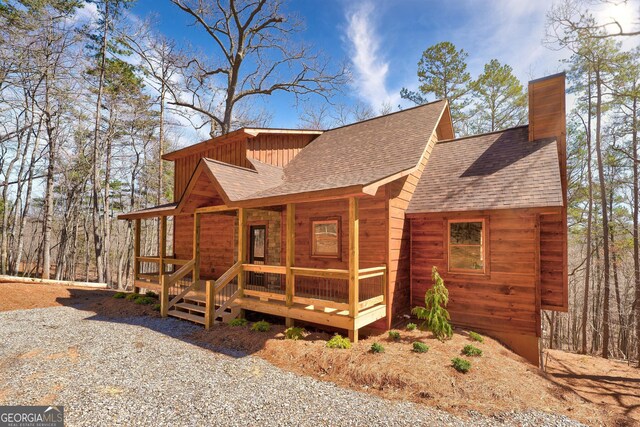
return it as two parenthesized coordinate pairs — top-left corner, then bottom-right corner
(406, 126), (563, 214)
(201, 157), (284, 202)
(238, 100), (448, 201)
(119, 100), (450, 218)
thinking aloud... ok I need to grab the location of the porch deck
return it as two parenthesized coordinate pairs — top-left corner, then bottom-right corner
(134, 260), (387, 336)
(130, 199), (385, 341)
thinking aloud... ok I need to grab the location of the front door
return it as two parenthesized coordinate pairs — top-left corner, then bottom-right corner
(248, 225), (266, 286)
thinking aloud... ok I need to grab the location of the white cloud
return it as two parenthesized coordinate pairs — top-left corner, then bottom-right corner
(73, 2), (99, 24)
(345, 2), (400, 109)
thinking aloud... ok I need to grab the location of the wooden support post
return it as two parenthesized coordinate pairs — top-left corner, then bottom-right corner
(237, 208), (246, 297)
(382, 268), (387, 306)
(348, 197), (359, 343)
(159, 217), (168, 317)
(192, 213), (200, 286)
(285, 203), (295, 328)
(205, 280), (214, 329)
(133, 219), (141, 293)
(160, 274), (168, 317)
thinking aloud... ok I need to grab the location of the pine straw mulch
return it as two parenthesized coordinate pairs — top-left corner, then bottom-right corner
(189, 322), (627, 426)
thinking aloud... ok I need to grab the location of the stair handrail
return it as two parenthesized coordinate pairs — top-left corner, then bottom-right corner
(166, 259), (196, 309)
(205, 261), (242, 328)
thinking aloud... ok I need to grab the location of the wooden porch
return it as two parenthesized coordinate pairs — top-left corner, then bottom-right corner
(131, 198), (387, 341)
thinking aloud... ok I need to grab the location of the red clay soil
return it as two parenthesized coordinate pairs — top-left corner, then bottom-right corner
(545, 349), (640, 426)
(0, 282), (160, 318)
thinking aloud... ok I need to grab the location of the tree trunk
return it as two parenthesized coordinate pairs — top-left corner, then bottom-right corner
(91, 1), (110, 284)
(633, 87), (640, 367)
(594, 71), (611, 359)
(582, 74), (593, 354)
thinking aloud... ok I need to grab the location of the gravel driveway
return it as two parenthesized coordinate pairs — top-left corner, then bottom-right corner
(0, 307), (585, 427)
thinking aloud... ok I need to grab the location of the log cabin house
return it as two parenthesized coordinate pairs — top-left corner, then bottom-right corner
(118, 73), (568, 365)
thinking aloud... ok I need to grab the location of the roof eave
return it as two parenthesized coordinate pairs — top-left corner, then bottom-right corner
(405, 204), (564, 218)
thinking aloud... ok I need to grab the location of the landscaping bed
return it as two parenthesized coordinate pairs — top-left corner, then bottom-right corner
(190, 321), (621, 426)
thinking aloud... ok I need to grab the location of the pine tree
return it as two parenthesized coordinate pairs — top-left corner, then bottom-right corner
(469, 59), (527, 133)
(400, 41), (471, 133)
(412, 267), (453, 341)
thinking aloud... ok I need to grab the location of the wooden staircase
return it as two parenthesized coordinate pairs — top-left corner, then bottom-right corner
(168, 293), (240, 325)
(164, 261), (243, 328)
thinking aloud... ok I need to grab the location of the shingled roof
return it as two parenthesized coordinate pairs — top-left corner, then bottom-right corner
(201, 157), (284, 202)
(406, 126), (563, 214)
(233, 100), (448, 201)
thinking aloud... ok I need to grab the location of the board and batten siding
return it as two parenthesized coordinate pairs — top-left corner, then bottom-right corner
(173, 139), (250, 202)
(410, 208), (550, 337)
(246, 134), (316, 168)
(172, 133), (318, 202)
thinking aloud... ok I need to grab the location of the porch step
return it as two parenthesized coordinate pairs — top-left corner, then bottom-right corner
(168, 309), (205, 325)
(174, 302), (206, 314)
(183, 294), (205, 304)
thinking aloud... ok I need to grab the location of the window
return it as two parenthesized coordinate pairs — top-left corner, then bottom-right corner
(448, 220), (485, 273)
(311, 218), (340, 258)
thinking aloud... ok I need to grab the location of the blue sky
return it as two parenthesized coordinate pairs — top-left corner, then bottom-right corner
(125, 0), (639, 136)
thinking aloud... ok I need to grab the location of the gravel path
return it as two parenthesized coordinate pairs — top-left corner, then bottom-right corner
(0, 307), (586, 427)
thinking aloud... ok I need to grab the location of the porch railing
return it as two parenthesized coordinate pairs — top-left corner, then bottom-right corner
(241, 263), (386, 315)
(134, 255), (386, 322)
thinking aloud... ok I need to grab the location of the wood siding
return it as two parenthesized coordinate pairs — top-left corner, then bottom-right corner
(174, 213), (235, 279)
(246, 134), (317, 167)
(410, 209), (544, 337)
(385, 129), (441, 327)
(173, 139), (250, 202)
(539, 212), (566, 310)
(294, 192), (387, 270)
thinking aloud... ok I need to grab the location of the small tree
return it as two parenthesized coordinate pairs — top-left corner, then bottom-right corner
(412, 267), (453, 341)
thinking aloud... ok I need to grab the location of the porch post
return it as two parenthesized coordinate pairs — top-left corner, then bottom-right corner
(192, 213), (200, 285)
(285, 203), (295, 327)
(133, 218), (141, 293)
(237, 208), (246, 296)
(348, 197), (359, 342)
(159, 216), (168, 317)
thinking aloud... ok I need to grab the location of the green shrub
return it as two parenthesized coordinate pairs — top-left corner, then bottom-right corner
(229, 318), (248, 327)
(451, 357), (471, 373)
(370, 342), (385, 354)
(152, 304), (161, 312)
(145, 291), (158, 298)
(412, 267), (453, 341)
(406, 323), (417, 331)
(326, 334), (351, 349)
(251, 320), (271, 332)
(468, 331), (484, 343)
(284, 326), (305, 340)
(388, 331), (401, 341)
(125, 293), (140, 301)
(113, 292), (127, 299)
(462, 345), (482, 357)
(412, 342), (429, 353)
(134, 296), (156, 305)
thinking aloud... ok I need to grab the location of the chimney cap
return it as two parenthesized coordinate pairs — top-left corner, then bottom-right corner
(528, 72), (566, 85)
